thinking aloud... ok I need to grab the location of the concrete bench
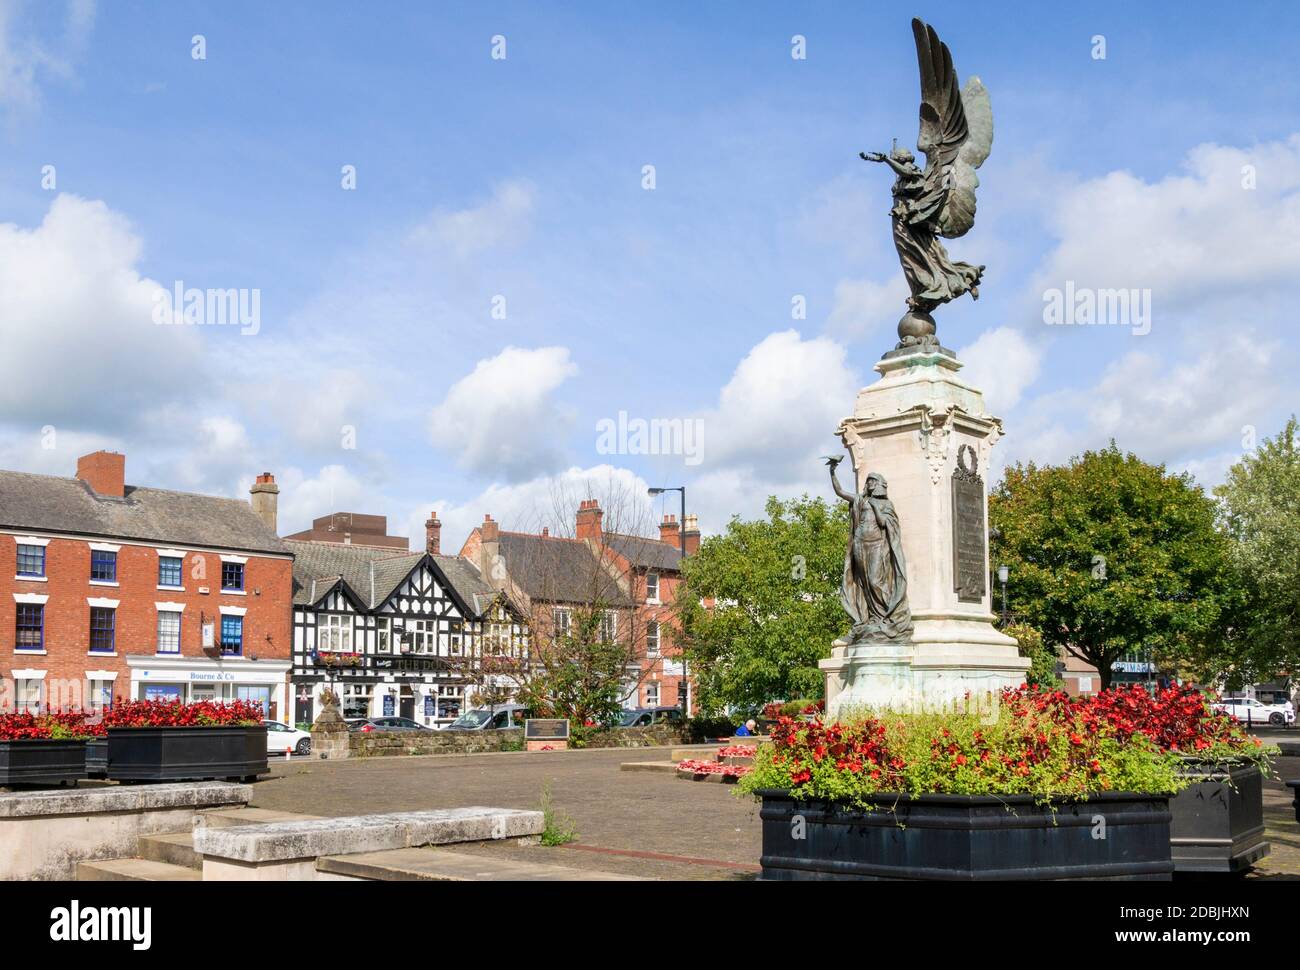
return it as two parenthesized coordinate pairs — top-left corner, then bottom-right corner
(194, 806), (544, 880)
(0, 781), (252, 880)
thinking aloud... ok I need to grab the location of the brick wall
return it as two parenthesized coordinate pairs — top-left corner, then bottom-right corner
(0, 534), (293, 710)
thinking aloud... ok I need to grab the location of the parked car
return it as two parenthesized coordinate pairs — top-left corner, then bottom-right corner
(444, 705), (528, 731)
(617, 706), (685, 728)
(352, 716), (432, 733)
(262, 720), (311, 755)
(344, 717), (371, 731)
(1213, 697), (1295, 726)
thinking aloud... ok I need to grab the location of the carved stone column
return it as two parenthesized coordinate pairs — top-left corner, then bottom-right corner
(821, 348), (1028, 717)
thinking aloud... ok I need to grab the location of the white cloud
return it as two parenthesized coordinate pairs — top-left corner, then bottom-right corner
(0, 0), (95, 111)
(1032, 136), (1300, 322)
(410, 463), (653, 554)
(0, 194), (202, 427)
(269, 465), (371, 537)
(957, 326), (1044, 414)
(408, 178), (536, 259)
(429, 345), (578, 482)
(825, 276), (909, 342)
(705, 330), (859, 481)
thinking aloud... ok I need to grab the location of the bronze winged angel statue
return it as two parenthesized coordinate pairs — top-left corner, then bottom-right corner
(860, 18), (993, 352)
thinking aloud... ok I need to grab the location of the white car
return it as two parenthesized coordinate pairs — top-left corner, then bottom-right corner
(1212, 698), (1295, 727)
(262, 720), (311, 755)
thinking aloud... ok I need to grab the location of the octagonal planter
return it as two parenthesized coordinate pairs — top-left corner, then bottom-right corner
(0, 739), (87, 787)
(757, 789), (1174, 880)
(106, 726), (267, 782)
(1169, 759), (1268, 873)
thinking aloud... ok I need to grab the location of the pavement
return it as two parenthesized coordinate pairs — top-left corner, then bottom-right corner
(248, 745), (1300, 880)
(250, 745), (763, 880)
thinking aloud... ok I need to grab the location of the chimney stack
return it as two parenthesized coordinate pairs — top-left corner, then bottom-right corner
(683, 513), (701, 555)
(249, 472), (279, 533)
(425, 510), (442, 556)
(576, 499), (603, 540)
(659, 513), (679, 545)
(76, 451), (126, 498)
(479, 514), (504, 589)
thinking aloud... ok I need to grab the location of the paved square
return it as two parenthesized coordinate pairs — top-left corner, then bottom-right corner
(250, 747), (1300, 880)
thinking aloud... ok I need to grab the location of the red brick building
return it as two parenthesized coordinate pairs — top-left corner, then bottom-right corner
(459, 501), (700, 711)
(0, 451), (293, 717)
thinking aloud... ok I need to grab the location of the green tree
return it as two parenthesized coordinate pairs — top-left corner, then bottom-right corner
(1001, 622), (1062, 689)
(677, 495), (848, 714)
(990, 443), (1234, 690)
(513, 604), (630, 726)
(1213, 416), (1300, 681)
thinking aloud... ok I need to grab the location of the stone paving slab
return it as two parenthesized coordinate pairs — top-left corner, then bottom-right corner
(316, 847), (648, 881)
(76, 857), (202, 881)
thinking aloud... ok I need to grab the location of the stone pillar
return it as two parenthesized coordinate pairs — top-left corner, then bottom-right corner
(310, 690), (350, 760)
(821, 348), (1029, 718)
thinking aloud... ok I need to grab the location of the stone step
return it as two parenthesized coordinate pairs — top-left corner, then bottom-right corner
(200, 806), (321, 828)
(316, 847), (648, 881)
(619, 760), (680, 773)
(76, 858), (202, 882)
(138, 832), (201, 870)
(669, 746), (720, 762)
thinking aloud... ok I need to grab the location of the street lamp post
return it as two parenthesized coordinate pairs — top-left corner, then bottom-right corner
(997, 564), (1009, 625)
(648, 485), (688, 715)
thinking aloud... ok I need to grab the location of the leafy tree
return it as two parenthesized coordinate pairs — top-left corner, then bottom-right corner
(677, 496), (848, 714)
(1213, 416), (1300, 682)
(513, 604), (630, 725)
(1002, 622), (1062, 689)
(990, 444), (1234, 690)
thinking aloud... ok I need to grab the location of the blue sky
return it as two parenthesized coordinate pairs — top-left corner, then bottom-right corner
(1, 0), (1297, 547)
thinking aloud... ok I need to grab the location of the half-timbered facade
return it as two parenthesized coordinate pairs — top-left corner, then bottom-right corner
(288, 540), (528, 727)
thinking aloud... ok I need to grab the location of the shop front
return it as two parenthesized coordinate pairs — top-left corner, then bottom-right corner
(126, 654), (290, 720)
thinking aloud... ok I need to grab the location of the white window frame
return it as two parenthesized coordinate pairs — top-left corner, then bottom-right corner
(646, 619), (660, 656)
(320, 614), (353, 653)
(156, 609), (183, 655)
(552, 607), (571, 636)
(645, 571), (660, 603)
(645, 682), (660, 707)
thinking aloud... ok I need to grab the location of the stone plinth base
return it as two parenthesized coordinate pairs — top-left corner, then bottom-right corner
(822, 638), (1029, 721)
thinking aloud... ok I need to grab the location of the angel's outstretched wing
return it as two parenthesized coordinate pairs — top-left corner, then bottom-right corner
(910, 19), (992, 239)
(939, 77), (992, 239)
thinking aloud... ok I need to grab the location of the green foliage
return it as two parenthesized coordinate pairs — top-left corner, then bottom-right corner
(1003, 622), (1062, 689)
(514, 604), (629, 727)
(678, 495), (848, 714)
(538, 781), (578, 846)
(1212, 416), (1300, 682)
(989, 443), (1235, 689)
(737, 704), (1186, 808)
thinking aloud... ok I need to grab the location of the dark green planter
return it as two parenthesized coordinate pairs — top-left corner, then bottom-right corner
(0, 739), (87, 787)
(85, 738), (108, 778)
(106, 726), (267, 782)
(1169, 759), (1268, 873)
(757, 789), (1174, 881)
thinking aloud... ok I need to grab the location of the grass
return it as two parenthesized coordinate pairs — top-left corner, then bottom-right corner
(538, 780), (578, 846)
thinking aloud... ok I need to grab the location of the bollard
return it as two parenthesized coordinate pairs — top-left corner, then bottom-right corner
(285, 746), (292, 761)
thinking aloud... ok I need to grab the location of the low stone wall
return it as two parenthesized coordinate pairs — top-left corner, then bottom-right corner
(0, 781), (252, 880)
(348, 724), (683, 758)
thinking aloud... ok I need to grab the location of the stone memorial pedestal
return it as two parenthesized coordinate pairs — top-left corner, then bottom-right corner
(821, 347), (1029, 718)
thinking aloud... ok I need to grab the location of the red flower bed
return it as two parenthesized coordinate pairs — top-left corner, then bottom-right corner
(717, 745), (757, 758)
(1005, 684), (1266, 761)
(677, 759), (750, 777)
(100, 699), (265, 729)
(0, 710), (96, 741)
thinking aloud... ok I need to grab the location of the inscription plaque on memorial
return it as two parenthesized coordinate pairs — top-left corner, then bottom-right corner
(524, 718), (570, 741)
(951, 443), (987, 603)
